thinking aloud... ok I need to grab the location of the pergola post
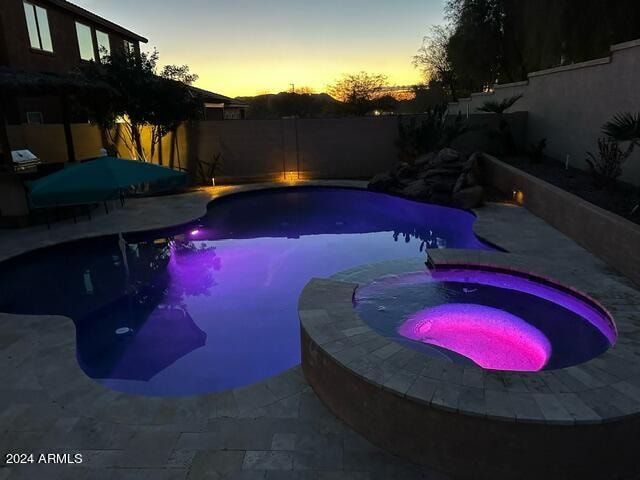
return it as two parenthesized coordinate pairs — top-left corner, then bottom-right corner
(60, 94), (76, 163)
(0, 95), (12, 167)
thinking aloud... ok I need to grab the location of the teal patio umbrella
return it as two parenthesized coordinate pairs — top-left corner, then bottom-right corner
(27, 157), (187, 209)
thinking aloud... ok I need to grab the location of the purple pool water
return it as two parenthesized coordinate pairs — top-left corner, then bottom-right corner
(0, 187), (491, 396)
(356, 269), (616, 371)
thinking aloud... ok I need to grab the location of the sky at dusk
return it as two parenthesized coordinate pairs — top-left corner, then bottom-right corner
(72, 0), (446, 97)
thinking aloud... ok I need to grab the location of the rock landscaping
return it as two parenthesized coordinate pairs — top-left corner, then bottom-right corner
(368, 148), (486, 208)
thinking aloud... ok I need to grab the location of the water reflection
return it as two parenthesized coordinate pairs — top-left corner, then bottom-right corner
(77, 236), (221, 380)
(0, 187), (493, 395)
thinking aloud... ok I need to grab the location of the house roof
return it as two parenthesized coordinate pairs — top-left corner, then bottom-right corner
(44, 0), (148, 43)
(189, 86), (249, 108)
(0, 67), (114, 95)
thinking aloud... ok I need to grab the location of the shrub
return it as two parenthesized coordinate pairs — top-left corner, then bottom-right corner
(477, 94), (523, 155)
(603, 112), (640, 151)
(396, 104), (475, 162)
(529, 138), (546, 164)
(195, 153), (223, 186)
(585, 137), (632, 189)
(476, 94), (523, 115)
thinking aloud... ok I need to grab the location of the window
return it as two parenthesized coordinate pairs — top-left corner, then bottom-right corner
(96, 30), (110, 61)
(123, 39), (135, 55)
(75, 22), (94, 61)
(26, 112), (44, 124)
(23, 2), (53, 52)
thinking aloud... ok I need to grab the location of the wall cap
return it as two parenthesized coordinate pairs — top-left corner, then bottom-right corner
(494, 80), (529, 89)
(448, 36), (640, 101)
(610, 38), (640, 52)
(528, 57), (611, 78)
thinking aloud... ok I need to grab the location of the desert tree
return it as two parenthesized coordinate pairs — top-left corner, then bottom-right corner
(328, 72), (388, 115)
(79, 48), (200, 162)
(413, 25), (457, 101)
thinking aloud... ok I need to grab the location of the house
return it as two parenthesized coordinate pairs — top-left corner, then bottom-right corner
(189, 86), (248, 120)
(0, 0), (147, 125)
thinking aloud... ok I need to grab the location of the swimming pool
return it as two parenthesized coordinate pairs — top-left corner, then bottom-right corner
(0, 187), (492, 396)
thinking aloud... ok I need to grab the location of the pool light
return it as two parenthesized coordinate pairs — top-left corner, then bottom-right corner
(398, 303), (551, 371)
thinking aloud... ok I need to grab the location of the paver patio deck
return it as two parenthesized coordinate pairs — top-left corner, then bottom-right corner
(0, 181), (638, 479)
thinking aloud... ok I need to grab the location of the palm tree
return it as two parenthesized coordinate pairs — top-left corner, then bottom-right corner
(476, 94), (523, 155)
(476, 94), (523, 114)
(603, 112), (640, 154)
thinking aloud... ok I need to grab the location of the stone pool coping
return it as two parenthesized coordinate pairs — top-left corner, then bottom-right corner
(0, 180), (368, 263)
(299, 250), (640, 425)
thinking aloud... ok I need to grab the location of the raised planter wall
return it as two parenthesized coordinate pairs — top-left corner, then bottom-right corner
(483, 155), (640, 286)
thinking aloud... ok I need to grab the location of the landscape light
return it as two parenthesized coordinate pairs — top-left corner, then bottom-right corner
(283, 171), (299, 183)
(512, 189), (524, 205)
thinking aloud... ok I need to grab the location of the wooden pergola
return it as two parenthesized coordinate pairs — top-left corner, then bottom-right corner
(0, 68), (113, 168)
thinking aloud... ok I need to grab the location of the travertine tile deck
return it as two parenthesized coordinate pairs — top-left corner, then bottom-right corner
(320, 250), (640, 424)
(0, 181), (638, 479)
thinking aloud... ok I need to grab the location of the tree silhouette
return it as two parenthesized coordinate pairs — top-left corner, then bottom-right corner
(328, 72), (388, 116)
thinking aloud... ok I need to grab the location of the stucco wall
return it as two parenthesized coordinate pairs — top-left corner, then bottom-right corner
(448, 39), (640, 186)
(482, 155), (640, 286)
(5, 116), (405, 181)
(6, 113), (530, 182)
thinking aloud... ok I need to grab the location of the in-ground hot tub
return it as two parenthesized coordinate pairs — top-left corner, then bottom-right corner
(355, 267), (617, 372)
(300, 251), (640, 480)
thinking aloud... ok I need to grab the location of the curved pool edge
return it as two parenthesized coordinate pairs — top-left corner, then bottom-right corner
(0, 180), (359, 264)
(0, 179), (498, 263)
(300, 251), (640, 478)
(0, 181), (497, 399)
(0, 308), (309, 424)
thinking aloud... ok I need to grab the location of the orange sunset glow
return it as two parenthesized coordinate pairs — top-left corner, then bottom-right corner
(70, 0), (446, 97)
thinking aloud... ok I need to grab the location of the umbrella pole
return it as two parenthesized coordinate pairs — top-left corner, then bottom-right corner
(60, 94), (76, 163)
(104, 201), (109, 214)
(118, 232), (130, 278)
(118, 232), (133, 334)
(0, 94), (12, 167)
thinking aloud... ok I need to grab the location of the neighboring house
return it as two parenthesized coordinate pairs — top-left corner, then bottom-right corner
(190, 86), (248, 120)
(0, 0), (147, 124)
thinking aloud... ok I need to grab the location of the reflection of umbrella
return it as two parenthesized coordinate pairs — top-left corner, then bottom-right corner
(118, 233), (130, 277)
(27, 156), (186, 208)
(107, 307), (206, 381)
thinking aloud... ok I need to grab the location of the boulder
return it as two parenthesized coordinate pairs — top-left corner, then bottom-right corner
(431, 192), (453, 204)
(415, 151), (437, 168)
(428, 178), (459, 193)
(368, 147), (486, 208)
(422, 166), (464, 179)
(368, 172), (395, 192)
(402, 179), (430, 199)
(464, 151), (483, 176)
(435, 148), (461, 165)
(453, 173), (466, 193)
(452, 186), (484, 209)
(393, 161), (418, 180)
(453, 170), (480, 193)
(465, 170), (480, 186)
